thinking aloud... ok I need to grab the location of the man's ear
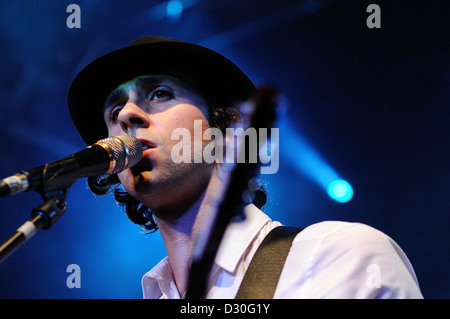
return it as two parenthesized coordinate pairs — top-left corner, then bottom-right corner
(212, 106), (242, 132)
(223, 99), (259, 164)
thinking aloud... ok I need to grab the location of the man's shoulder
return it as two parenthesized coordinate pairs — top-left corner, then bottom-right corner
(292, 220), (394, 249)
(278, 221), (423, 298)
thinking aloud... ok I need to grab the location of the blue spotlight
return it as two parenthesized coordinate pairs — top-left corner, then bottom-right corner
(166, 0), (183, 19)
(281, 117), (354, 203)
(327, 179), (354, 203)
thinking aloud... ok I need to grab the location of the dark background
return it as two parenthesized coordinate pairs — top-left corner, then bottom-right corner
(0, 0), (448, 298)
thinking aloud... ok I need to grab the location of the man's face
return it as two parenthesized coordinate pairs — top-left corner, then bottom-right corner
(103, 75), (214, 213)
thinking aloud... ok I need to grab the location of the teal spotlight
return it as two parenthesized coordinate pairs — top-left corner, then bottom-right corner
(166, 0), (183, 18)
(327, 179), (354, 203)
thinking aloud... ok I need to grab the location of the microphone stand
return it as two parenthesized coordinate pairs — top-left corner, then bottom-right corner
(0, 188), (69, 264)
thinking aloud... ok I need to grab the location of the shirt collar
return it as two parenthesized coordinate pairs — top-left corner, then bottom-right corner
(142, 256), (181, 299)
(214, 204), (272, 274)
(142, 204), (271, 298)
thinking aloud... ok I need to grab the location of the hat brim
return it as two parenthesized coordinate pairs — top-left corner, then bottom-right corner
(67, 38), (255, 145)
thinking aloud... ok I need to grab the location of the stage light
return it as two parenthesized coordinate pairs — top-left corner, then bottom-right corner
(327, 179), (354, 203)
(280, 117), (354, 203)
(166, 0), (183, 19)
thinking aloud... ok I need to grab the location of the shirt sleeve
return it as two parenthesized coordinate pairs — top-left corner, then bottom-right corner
(279, 221), (423, 299)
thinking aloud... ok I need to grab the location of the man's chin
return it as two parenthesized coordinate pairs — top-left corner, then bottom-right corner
(131, 157), (153, 176)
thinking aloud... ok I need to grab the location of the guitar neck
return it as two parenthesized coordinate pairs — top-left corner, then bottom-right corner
(185, 87), (278, 299)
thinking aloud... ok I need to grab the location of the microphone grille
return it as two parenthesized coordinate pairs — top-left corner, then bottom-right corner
(97, 135), (143, 174)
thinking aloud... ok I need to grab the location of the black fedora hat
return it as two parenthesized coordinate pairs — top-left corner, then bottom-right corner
(67, 36), (255, 145)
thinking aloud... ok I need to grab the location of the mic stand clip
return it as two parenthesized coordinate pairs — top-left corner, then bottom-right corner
(0, 188), (69, 264)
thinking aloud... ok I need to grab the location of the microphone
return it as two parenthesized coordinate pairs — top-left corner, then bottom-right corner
(0, 135), (143, 197)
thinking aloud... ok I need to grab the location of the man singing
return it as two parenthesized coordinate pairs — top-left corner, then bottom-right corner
(67, 36), (423, 299)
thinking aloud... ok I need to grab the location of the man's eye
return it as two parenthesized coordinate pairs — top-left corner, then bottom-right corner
(109, 106), (123, 123)
(147, 87), (173, 101)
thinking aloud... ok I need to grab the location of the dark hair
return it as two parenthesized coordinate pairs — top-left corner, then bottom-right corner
(87, 106), (267, 233)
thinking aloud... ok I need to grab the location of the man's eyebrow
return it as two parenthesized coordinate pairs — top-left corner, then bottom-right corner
(104, 86), (127, 109)
(134, 75), (168, 87)
(103, 75), (174, 109)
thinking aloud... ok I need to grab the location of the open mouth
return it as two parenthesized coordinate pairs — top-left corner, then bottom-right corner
(130, 139), (156, 174)
(138, 139), (157, 151)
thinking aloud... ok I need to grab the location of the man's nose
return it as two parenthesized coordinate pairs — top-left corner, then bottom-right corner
(117, 101), (150, 134)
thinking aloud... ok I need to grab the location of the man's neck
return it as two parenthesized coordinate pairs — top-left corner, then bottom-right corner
(153, 166), (225, 296)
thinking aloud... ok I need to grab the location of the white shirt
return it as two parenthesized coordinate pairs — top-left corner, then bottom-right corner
(142, 204), (423, 299)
